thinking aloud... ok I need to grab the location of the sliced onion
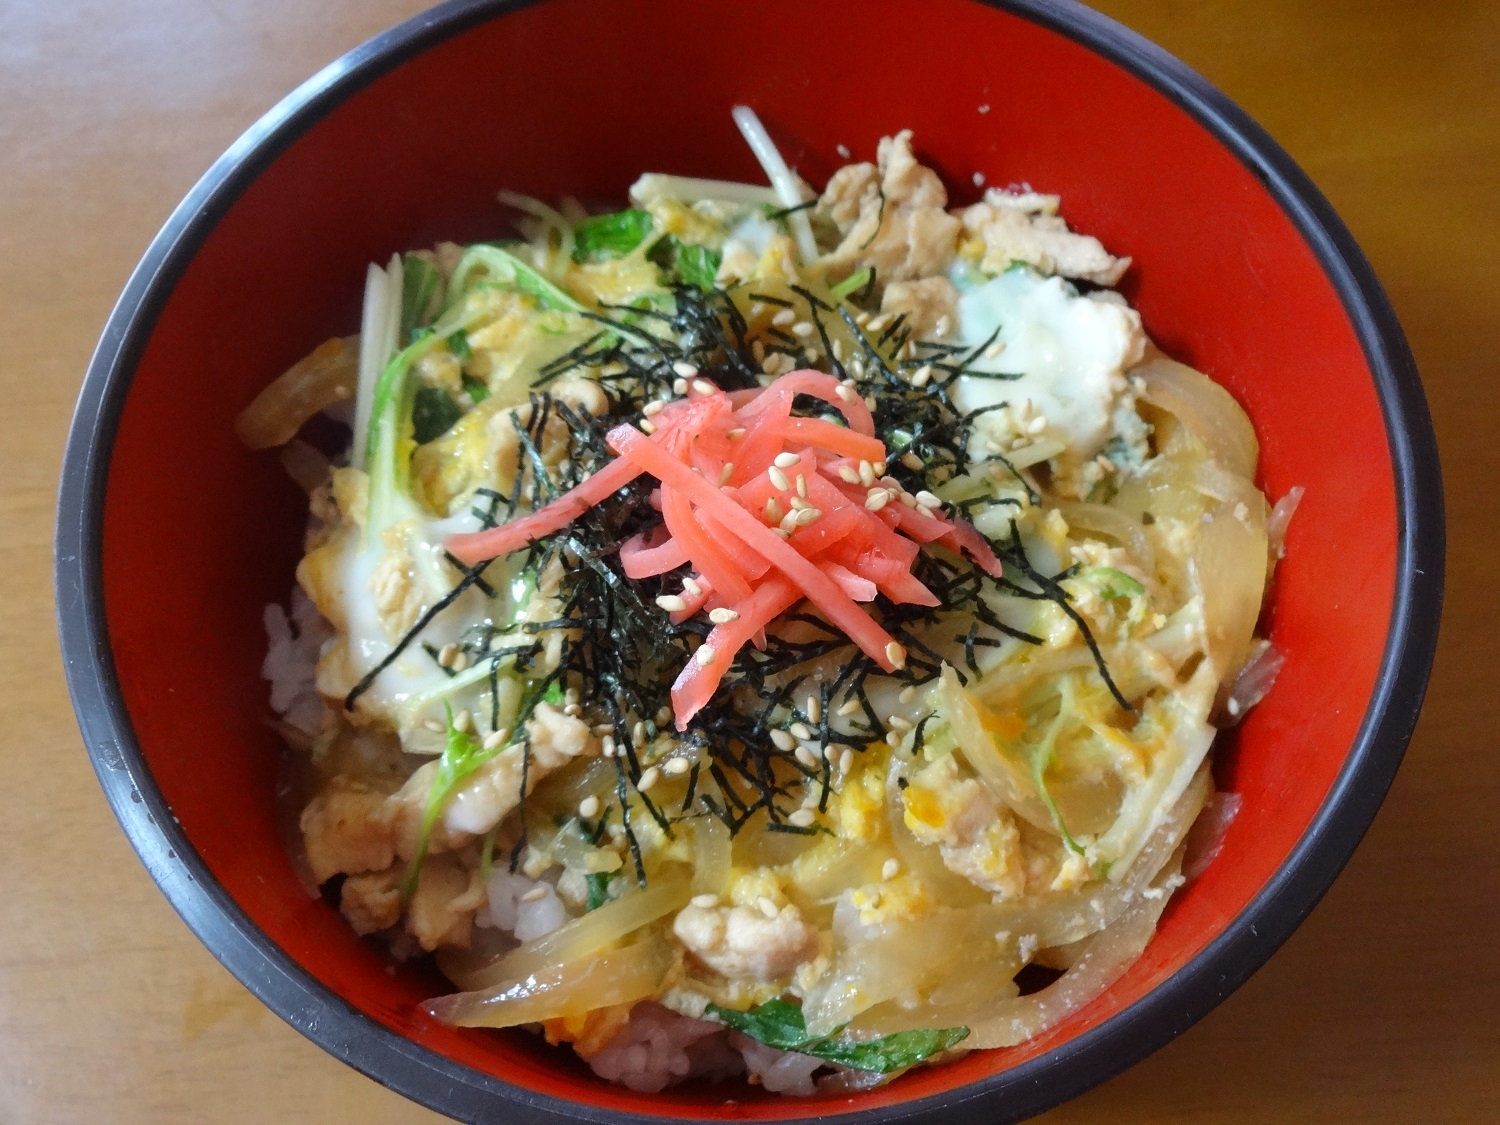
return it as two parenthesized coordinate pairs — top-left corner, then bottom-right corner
(234, 335), (358, 450)
(1181, 789), (1242, 882)
(691, 808), (732, 897)
(1134, 352), (1258, 480)
(1267, 485), (1305, 559)
(1055, 501), (1155, 575)
(1191, 468), (1268, 681)
(1220, 638), (1285, 724)
(936, 665), (1055, 832)
(442, 873), (690, 992)
(426, 937), (677, 1029)
(964, 848), (1184, 1049)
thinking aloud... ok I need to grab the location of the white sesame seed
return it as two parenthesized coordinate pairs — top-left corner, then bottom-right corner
(768, 466), (790, 491)
(1027, 416), (1047, 435)
(773, 527), (792, 539)
(806, 695), (822, 724)
(973, 171), (986, 187)
(780, 510), (801, 533)
(451, 710), (473, 734)
(708, 607), (740, 624)
(770, 728), (797, 751)
(900, 490), (918, 508)
(836, 698), (861, 718)
(791, 321), (815, 338)
(726, 427), (745, 440)
(423, 718), (444, 733)
(656, 706), (673, 725)
(757, 896), (779, 918)
(691, 378), (715, 396)
(885, 641), (907, 669)
(643, 400), (665, 416)
(772, 308), (796, 327)
(578, 795), (601, 819)
(898, 685), (917, 704)
(563, 702), (582, 717)
(483, 729), (510, 751)
(882, 858), (901, 881)
(888, 715), (912, 732)
(719, 463), (735, 485)
(789, 722), (813, 741)
(437, 643), (458, 667)
(984, 340), (1006, 360)
(795, 507), (821, 526)
(695, 645), (717, 666)
(837, 464), (861, 484)
(789, 496), (811, 512)
(901, 451), (924, 471)
(916, 490), (943, 509)
(788, 808), (816, 828)
(670, 360), (697, 377)
(751, 339), (765, 362)
(835, 384), (857, 403)
(640, 419), (656, 434)
(774, 451), (801, 469)
(838, 748), (854, 775)
(663, 756), (692, 776)
(683, 577), (702, 596)
(912, 365), (932, 387)
(832, 338), (844, 360)
(451, 651), (470, 672)
(638, 766), (661, 791)
(633, 720), (648, 746)
(854, 311), (870, 326)
(795, 746), (819, 770)
(866, 314), (889, 333)
(656, 594), (687, 612)
(795, 473), (808, 498)
(520, 886), (549, 903)
(765, 497), (784, 523)
(601, 735), (616, 757)
(864, 394), (877, 410)
(858, 460), (876, 487)
(672, 377), (688, 395)
(865, 489), (891, 512)
(691, 893), (720, 909)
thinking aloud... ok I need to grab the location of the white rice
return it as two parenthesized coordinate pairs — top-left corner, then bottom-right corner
(261, 586), (331, 735)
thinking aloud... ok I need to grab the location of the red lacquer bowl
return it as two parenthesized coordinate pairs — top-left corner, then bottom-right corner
(56, 1), (1443, 1121)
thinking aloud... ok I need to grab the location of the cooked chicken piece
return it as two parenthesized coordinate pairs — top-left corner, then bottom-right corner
(880, 276), (960, 342)
(301, 777), (399, 883)
(672, 901), (820, 981)
(902, 755), (1027, 898)
(406, 853), (487, 951)
(301, 702), (596, 885)
(339, 866), (403, 935)
(817, 131), (960, 289)
(959, 189), (1131, 285)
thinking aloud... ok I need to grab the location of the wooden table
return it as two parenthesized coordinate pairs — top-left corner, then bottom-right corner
(3, 1), (1494, 1120)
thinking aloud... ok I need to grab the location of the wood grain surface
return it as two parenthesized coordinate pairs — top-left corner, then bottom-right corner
(3, 1), (1494, 1121)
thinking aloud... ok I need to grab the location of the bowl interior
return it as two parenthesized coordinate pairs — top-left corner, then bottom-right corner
(95, 0), (1396, 1117)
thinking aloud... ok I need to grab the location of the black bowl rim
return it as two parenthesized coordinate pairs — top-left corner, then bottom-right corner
(54, 0), (1444, 1122)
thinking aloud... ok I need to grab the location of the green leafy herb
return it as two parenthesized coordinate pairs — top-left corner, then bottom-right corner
(411, 385), (463, 444)
(401, 253), (443, 338)
(461, 372), (491, 403)
(648, 235), (721, 292)
(585, 870), (615, 911)
(707, 999), (969, 1074)
(828, 266), (873, 302)
(572, 209), (654, 262)
(401, 705), (506, 902)
(1086, 566), (1144, 600)
(447, 329), (473, 363)
(449, 244), (584, 315)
